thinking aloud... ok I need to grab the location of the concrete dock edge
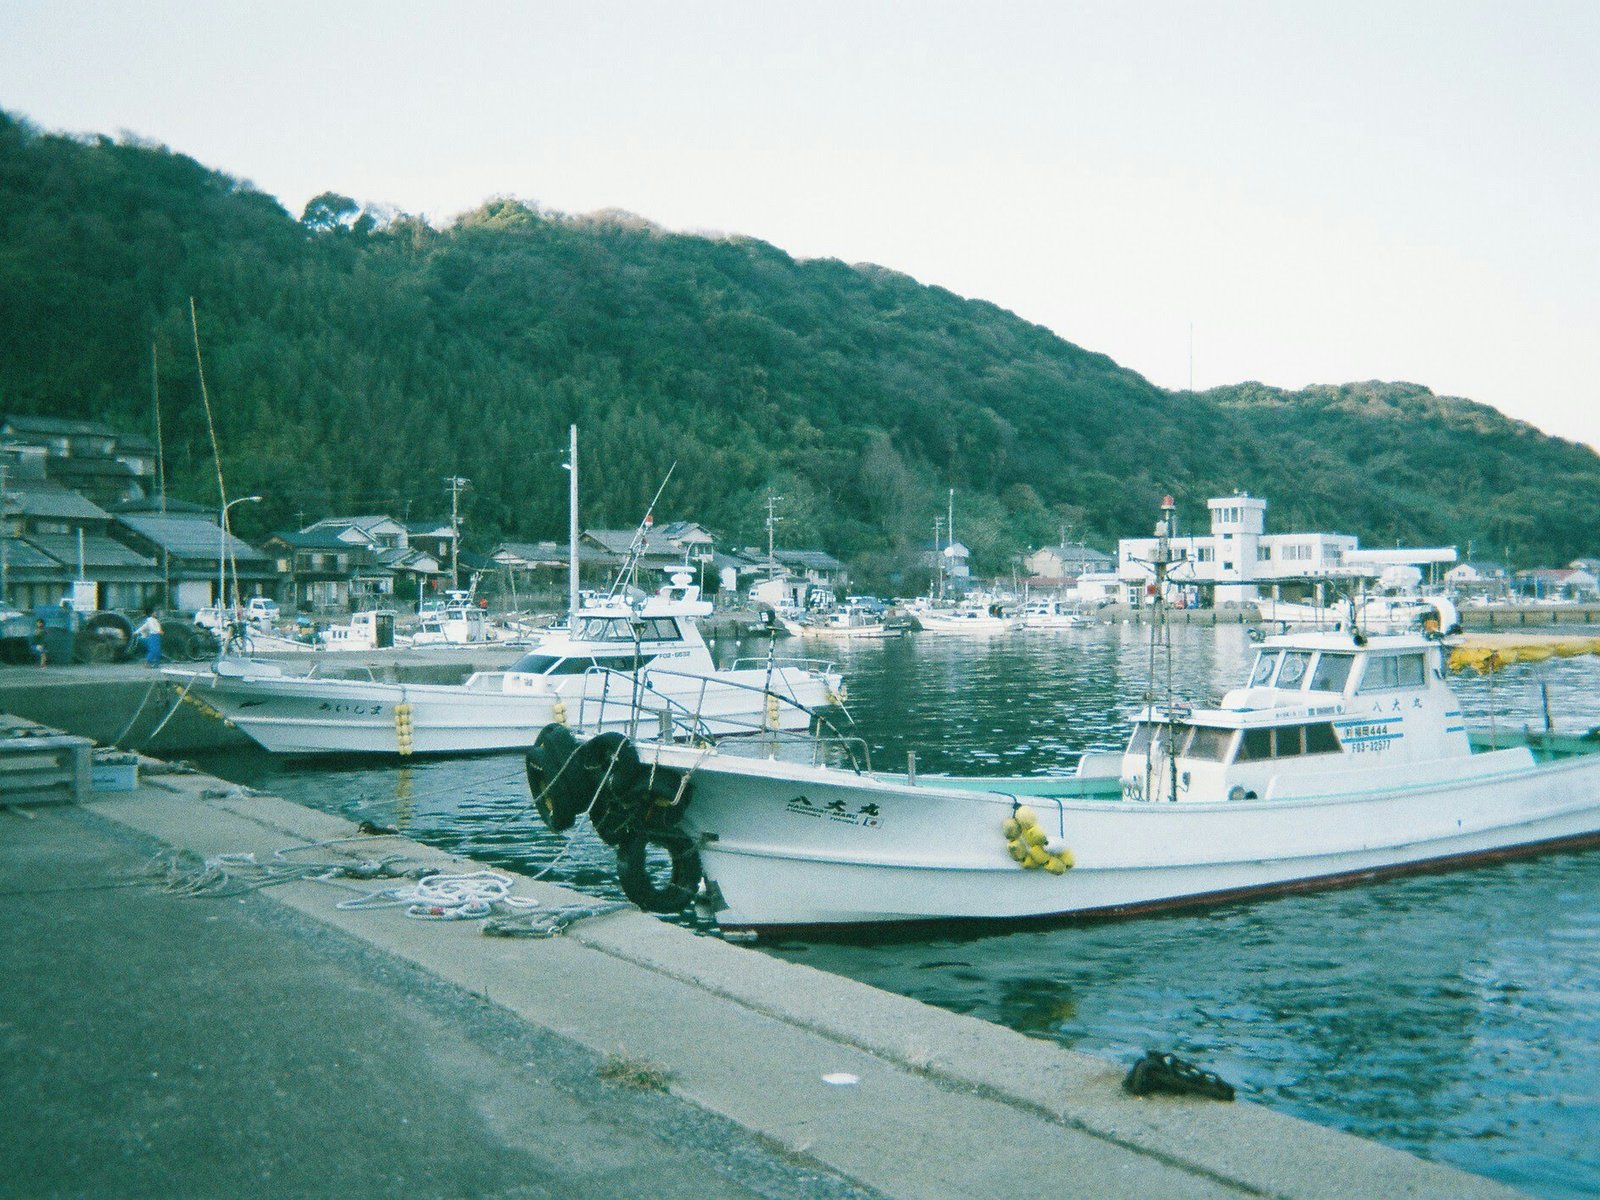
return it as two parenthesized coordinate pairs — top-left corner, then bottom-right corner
(55, 767), (1527, 1200)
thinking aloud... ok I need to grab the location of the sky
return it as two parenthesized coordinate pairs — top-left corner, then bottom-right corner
(3, 1), (1598, 449)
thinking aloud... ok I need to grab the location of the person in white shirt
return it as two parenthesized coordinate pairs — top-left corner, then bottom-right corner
(134, 610), (163, 666)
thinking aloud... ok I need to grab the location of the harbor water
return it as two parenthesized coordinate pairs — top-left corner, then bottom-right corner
(195, 623), (1600, 1200)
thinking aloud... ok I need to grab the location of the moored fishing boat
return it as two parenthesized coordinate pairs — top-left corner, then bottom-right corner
(1017, 597), (1087, 629)
(525, 500), (1600, 934)
(166, 577), (845, 755)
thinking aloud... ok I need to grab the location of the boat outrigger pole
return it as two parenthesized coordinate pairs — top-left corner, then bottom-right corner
(606, 464), (677, 601)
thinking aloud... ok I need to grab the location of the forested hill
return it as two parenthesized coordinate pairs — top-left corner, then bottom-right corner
(2, 109), (1596, 578)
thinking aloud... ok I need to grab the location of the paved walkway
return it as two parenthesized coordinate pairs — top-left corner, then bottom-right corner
(0, 769), (1527, 1199)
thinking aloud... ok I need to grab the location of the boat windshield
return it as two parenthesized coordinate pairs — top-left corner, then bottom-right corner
(1309, 652), (1355, 691)
(507, 654), (599, 676)
(574, 616), (683, 643)
(1127, 721), (1234, 762)
(1358, 652), (1427, 691)
(1248, 651), (1280, 686)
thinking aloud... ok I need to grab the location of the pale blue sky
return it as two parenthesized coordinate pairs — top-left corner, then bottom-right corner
(4, 1), (1597, 448)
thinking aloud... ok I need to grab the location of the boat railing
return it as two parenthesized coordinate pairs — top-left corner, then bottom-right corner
(568, 663), (861, 764)
(727, 655), (840, 676)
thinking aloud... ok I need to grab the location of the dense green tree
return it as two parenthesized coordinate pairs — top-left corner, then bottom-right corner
(2, 108), (1597, 573)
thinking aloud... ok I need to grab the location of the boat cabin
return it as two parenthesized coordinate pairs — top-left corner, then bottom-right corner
(499, 576), (716, 693)
(1120, 629), (1469, 803)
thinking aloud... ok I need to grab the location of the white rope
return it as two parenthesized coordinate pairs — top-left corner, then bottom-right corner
(336, 870), (541, 921)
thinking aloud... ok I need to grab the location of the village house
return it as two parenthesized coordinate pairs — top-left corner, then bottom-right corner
(110, 499), (276, 611)
(1444, 560), (1512, 602)
(1, 479), (160, 610)
(0, 414), (157, 508)
(1516, 567), (1599, 602)
(1024, 542), (1115, 586)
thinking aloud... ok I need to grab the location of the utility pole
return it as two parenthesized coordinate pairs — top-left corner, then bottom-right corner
(765, 491), (784, 578)
(445, 475), (470, 590)
(933, 517), (944, 600)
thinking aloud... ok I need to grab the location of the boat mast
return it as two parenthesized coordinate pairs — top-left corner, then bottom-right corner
(566, 425), (579, 624)
(1145, 495), (1180, 803)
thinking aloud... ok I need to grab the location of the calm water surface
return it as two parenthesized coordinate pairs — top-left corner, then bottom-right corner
(197, 623), (1600, 1199)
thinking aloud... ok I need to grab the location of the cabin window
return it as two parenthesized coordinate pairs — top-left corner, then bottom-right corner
(637, 617), (681, 641)
(1359, 652), (1427, 692)
(546, 657), (599, 675)
(508, 654), (602, 676)
(1309, 653), (1354, 692)
(1276, 651), (1312, 688)
(1181, 725), (1235, 761)
(1127, 722), (1173, 757)
(1238, 728), (1273, 761)
(1248, 651), (1281, 687)
(1304, 723), (1342, 754)
(1236, 723), (1342, 760)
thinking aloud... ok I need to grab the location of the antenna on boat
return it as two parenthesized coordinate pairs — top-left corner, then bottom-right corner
(607, 464), (677, 602)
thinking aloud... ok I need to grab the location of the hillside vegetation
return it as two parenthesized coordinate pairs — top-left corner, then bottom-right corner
(2, 110), (1595, 579)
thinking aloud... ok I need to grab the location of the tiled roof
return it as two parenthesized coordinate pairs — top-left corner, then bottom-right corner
(6, 482), (112, 522)
(270, 529), (355, 550)
(26, 533), (158, 572)
(116, 514), (270, 563)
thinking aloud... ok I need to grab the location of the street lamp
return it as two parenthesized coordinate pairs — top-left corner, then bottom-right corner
(219, 495), (262, 610)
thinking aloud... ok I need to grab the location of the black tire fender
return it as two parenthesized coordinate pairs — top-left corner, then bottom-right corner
(615, 827), (702, 913)
(525, 723), (586, 831)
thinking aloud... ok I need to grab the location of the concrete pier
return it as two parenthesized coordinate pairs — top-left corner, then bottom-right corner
(0, 760), (1526, 1198)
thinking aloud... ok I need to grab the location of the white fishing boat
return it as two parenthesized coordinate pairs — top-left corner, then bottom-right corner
(800, 607), (897, 639)
(1017, 597), (1087, 629)
(409, 591), (502, 646)
(528, 501), (1600, 932)
(914, 598), (1018, 633)
(166, 577), (845, 755)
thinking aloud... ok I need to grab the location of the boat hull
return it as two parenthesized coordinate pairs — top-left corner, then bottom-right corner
(170, 667), (836, 756)
(641, 744), (1600, 931)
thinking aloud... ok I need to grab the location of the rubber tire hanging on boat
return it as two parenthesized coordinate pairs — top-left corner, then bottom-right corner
(615, 827), (702, 913)
(525, 724), (588, 832)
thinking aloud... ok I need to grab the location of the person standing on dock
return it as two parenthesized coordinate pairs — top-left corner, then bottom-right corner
(134, 610), (163, 667)
(30, 619), (47, 667)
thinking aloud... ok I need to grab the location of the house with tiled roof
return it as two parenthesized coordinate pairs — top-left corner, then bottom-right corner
(1, 479), (159, 609)
(0, 414), (159, 507)
(113, 508), (276, 611)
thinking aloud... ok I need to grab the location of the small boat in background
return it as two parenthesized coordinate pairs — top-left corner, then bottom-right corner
(915, 598), (1018, 633)
(1017, 597), (1087, 629)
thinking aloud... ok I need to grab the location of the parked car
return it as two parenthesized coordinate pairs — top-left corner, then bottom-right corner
(245, 597), (280, 628)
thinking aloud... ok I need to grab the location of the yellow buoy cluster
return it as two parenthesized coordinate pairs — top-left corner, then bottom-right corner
(1003, 805), (1074, 875)
(1448, 637), (1600, 673)
(764, 693), (782, 730)
(394, 702), (414, 756)
(552, 699), (568, 727)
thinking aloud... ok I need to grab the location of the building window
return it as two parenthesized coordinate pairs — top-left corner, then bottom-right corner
(1198, 546), (1214, 562)
(1258, 545), (1272, 560)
